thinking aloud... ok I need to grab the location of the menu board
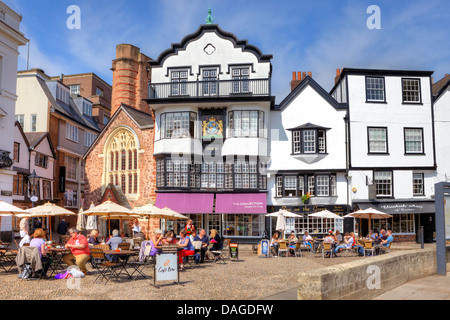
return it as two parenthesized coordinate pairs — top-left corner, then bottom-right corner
(155, 253), (178, 282)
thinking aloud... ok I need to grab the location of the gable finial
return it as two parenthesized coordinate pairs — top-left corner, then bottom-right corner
(205, 7), (214, 24)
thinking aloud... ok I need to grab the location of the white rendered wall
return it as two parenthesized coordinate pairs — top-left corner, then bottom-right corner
(434, 88), (450, 182)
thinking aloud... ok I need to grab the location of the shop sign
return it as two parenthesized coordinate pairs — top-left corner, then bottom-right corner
(155, 253), (178, 282)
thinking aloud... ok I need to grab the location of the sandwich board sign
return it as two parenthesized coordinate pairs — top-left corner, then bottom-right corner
(154, 253), (179, 287)
(260, 239), (270, 258)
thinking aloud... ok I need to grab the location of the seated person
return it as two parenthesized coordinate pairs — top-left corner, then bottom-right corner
(177, 229), (195, 271)
(105, 229), (123, 262)
(270, 232), (280, 256)
(334, 232), (362, 256)
(88, 229), (102, 247)
(29, 228), (50, 278)
(162, 230), (177, 244)
(194, 228), (209, 263)
(288, 231), (298, 255)
(335, 230), (343, 244)
(302, 232), (315, 253)
(324, 231), (336, 244)
(209, 229), (223, 251)
(149, 229), (163, 256)
(375, 230), (393, 253)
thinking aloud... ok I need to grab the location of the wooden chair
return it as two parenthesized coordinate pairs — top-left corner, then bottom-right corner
(222, 239), (231, 260)
(90, 248), (121, 284)
(364, 241), (375, 257)
(378, 241), (392, 255)
(321, 242), (333, 259)
(118, 242), (131, 250)
(278, 241), (288, 257)
(293, 242), (302, 257)
(94, 244), (110, 251)
(60, 235), (70, 245)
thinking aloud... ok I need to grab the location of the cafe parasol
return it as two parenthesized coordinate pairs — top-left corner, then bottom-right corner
(16, 202), (77, 241)
(266, 209), (304, 239)
(344, 207), (393, 233)
(132, 204), (189, 239)
(0, 200), (29, 216)
(309, 210), (344, 235)
(83, 200), (133, 235)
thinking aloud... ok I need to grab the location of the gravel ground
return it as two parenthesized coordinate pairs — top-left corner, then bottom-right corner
(0, 248), (361, 300)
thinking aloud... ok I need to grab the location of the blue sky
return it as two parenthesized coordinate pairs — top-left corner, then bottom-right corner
(10, 0), (450, 103)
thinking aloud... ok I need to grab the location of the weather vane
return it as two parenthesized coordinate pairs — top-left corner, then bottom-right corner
(205, 7), (214, 24)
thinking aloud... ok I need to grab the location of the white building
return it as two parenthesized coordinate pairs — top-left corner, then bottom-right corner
(268, 73), (349, 237)
(148, 22), (273, 240)
(0, 1), (27, 240)
(433, 74), (450, 182)
(331, 68), (437, 242)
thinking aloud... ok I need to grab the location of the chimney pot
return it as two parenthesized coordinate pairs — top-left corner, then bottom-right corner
(297, 72), (302, 81)
(307, 71), (312, 78)
(292, 72), (296, 81)
(302, 72), (306, 80)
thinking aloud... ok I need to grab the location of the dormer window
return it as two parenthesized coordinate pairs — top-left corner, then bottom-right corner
(56, 85), (70, 105)
(82, 100), (92, 117)
(289, 124), (328, 155)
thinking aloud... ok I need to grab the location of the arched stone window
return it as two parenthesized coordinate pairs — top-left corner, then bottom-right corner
(105, 128), (139, 196)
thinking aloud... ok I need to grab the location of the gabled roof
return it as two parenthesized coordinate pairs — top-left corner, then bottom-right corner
(274, 76), (347, 111)
(14, 121), (30, 149)
(287, 123), (331, 131)
(433, 74), (450, 100)
(149, 24), (273, 67)
(24, 132), (56, 159)
(83, 104), (154, 159)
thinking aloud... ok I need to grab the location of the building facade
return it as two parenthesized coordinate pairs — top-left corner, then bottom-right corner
(267, 73), (349, 237)
(0, 1), (27, 240)
(147, 24), (273, 241)
(53, 73), (112, 130)
(332, 68), (437, 242)
(15, 69), (102, 229)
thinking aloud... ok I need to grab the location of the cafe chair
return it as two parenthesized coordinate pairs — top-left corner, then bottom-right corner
(126, 244), (155, 280)
(15, 246), (44, 279)
(278, 242), (289, 257)
(118, 242), (131, 250)
(321, 242), (333, 259)
(90, 248), (121, 284)
(222, 239), (231, 260)
(293, 242), (302, 257)
(378, 241), (392, 255)
(364, 241), (375, 257)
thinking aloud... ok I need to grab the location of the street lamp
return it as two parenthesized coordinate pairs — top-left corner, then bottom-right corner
(28, 169), (40, 208)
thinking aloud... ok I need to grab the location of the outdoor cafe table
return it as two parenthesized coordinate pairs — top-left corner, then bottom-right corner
(103, 250), (136, 279)
(46, 247), (70, 276)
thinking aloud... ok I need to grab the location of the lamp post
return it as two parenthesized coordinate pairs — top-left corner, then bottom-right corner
(28, 169), (40, 233)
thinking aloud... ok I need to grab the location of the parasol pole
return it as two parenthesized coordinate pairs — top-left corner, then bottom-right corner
(147, 218), (150, 240)
(49, 215), (52, 241)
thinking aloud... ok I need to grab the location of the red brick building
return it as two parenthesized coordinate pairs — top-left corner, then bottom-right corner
(83, 44), (159, 236)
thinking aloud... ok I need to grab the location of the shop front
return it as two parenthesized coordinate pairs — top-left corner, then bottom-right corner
(156, 192), (267, 242)
(267, 205), (351, 238)
(353, 200), (436, 243)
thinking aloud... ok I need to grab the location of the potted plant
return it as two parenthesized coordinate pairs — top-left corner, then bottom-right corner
(301, 192), (311, 204)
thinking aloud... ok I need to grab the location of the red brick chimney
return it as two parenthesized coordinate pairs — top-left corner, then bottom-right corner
(111, 44), (151, 115)
(335, 69), (343, 84)
(290, 71), (312, 91)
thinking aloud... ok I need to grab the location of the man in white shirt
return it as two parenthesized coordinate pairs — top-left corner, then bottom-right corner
(302, 232), (315, 253)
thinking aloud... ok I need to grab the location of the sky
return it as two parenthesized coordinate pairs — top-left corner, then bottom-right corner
(10, 0), (450, 104)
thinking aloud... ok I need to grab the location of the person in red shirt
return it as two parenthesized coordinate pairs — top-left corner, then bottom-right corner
(63, 227), (91, 275)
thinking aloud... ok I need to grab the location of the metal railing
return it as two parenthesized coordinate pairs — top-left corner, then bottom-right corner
(148, 78), (270, 99)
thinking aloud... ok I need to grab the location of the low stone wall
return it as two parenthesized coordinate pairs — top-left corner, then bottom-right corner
(297, 247), (448, 300)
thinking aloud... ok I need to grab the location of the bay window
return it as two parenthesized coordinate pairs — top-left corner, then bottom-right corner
(160, 112), (196, 139)
(227, 110), (265, 138)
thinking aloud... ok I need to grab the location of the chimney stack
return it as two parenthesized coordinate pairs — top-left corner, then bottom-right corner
(290, 71), (312, 91)
(335, 68), (343, 84)
(111, 44), (152, 115)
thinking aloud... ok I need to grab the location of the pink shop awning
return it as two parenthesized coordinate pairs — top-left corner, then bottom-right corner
(215, 193), (267, 214)
(155, 193), (214, 214)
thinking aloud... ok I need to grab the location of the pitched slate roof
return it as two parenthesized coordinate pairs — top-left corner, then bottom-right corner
(37, 77), (101, 132)
(432, 74), (450, 99)
(24, 132), (56, 159)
